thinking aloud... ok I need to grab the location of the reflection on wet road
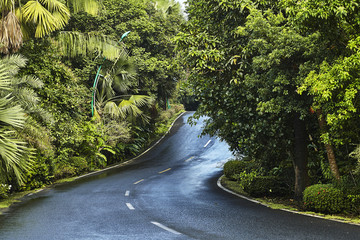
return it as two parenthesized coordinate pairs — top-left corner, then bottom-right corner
(0, 112), (360, 239)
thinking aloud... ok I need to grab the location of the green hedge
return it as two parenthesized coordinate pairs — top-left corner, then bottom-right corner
(223, 160), (248, 180)
(243, 176), (289, 197)
(303, 184), (346, 214)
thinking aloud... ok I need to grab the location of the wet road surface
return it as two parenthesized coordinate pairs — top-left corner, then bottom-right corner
(1, 112), (360, 239)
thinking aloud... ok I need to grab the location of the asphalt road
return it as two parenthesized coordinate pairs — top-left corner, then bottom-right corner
(1, 112), (360, 239)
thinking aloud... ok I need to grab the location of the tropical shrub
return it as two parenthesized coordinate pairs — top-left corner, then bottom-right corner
(223, 160), (248, 180)
(243, 175), (289, 197)
(303, 184), (346, 214)
(346, 194), (360, 214)
(21, 155), (53, 191)
(0, 184), (11, 199)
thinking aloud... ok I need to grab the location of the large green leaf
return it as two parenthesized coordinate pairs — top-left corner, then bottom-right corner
(57, 31), (123, 60)
(21, 0), (69, 38)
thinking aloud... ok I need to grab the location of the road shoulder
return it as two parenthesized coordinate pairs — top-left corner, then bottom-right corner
(217, 175), (360, 226)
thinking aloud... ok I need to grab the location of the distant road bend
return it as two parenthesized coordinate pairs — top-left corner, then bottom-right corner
(1, 112), (360, 239)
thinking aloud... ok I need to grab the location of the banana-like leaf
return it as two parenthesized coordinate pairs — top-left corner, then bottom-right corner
(57, 31), (123, 60)
(67, 0), (100, 15)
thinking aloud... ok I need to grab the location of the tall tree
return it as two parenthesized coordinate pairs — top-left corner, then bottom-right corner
(286, 0), (360, 179)
(176, 0), (323, 199)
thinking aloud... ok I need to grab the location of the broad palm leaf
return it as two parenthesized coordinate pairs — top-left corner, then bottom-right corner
(20, 0), (70, 38)
(95, 53), (153, 123)
(66, 0), (100, 15)
(0, 54), (51, 122)
(103, 95), (152, 123)
(0, 0), (70, 53)
(0, 61), (33, 184)
(57, 31), (124, 61)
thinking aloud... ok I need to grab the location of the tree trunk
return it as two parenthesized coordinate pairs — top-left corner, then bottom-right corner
(316, 109), (340, 180)
(293, 114), (309, 201)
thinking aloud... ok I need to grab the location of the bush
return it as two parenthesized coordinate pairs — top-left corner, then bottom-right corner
(171, 104), (185, 113)
(332, 176), (360, 214)
(243, 176), (289, 197)
(346, 194), (360, 214)
(21, 155), (54, 191)
(223, 160), (248, 180)
(69, 156), (88, 173)
(0, 184), (11, 199)
(303, 184), (346, 214)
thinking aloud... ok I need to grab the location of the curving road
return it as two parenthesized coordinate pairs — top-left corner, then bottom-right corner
(1, 112), (360, 239)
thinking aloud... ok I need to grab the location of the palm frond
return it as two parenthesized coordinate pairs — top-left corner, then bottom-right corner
(118, 100), (144, 118)
(104, 101), (125, 119)
(0, 62), (12, 90)
(15, 8), (32, 41)
(0, 129), (33, 184)
(111, 55), (137, 92)
(57, 31), (124, 60)
(1, 54), (27, 77)
(11, 87), (40, 109)
(22, 0), (57, 38)
(128, 95), (153, 107)
(119, 100), (150, 123)
(100, 74), (115, 99)
(0, 96), (25, 128)
(40, 0), (70, 28)
(67, 0), (100, 15)
(15, 75), (44, 88)
(0, 0), (12, 12)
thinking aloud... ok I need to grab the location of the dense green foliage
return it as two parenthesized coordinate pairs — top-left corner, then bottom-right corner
(177, 0), (360, 205)
(303, 184), (345, 214)
(223, 160), (248, 180)
(243, 176), (289, 198)
(0, 0), (185, 196)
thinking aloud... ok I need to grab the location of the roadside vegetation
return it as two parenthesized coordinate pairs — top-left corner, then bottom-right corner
(0, 0), (185, 203)
(176, 0), (360, 217)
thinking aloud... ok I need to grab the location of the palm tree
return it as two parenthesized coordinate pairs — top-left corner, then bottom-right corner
(0, 54), (52, 154)
(95, 51), (153, 123)
(0, 55), (33, 184)
(0, 0), (70, 54)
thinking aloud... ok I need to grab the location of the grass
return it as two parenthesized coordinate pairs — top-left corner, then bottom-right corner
(221, 176), (360, 225)
(0, 190), (37, 214)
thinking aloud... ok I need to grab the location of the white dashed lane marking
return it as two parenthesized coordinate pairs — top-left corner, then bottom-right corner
(204, 140), (211, 148)
(151, 221), (181, 235)
(126, 203), (135, 210)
